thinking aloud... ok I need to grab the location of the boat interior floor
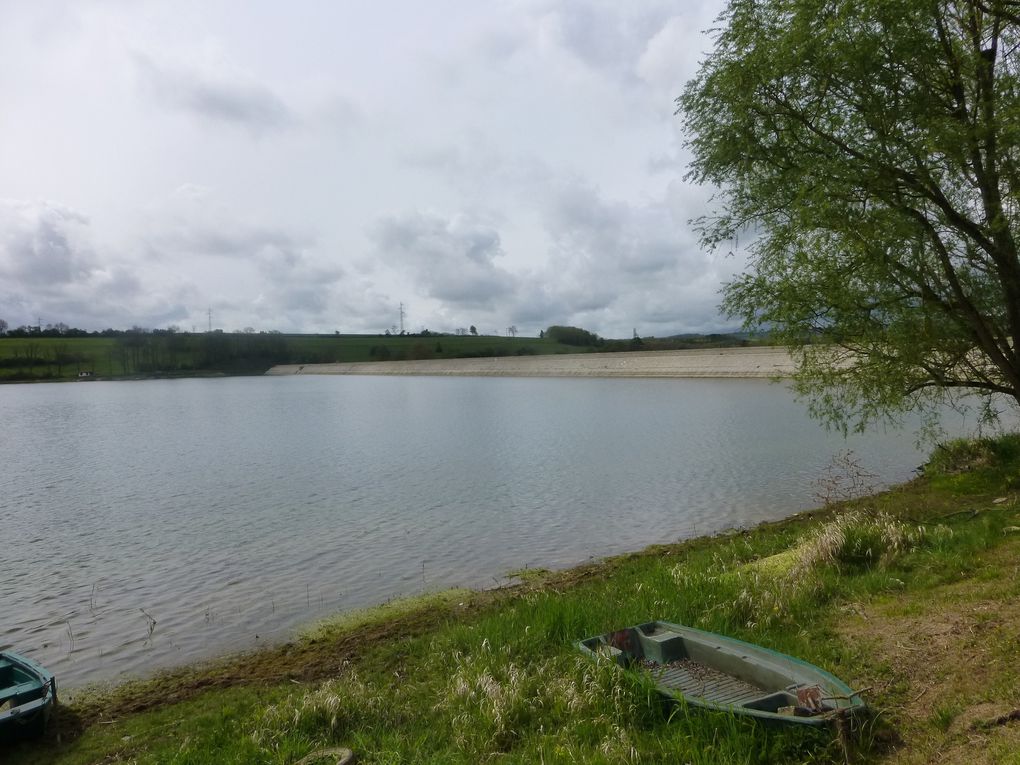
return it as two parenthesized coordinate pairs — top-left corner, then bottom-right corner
(645, 658), (765, 706)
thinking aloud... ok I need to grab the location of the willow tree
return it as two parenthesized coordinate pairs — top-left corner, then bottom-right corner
(681, 0), (1020, 430)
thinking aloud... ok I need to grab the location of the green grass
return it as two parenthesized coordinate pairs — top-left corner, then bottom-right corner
(0, 331), (770, 381)
(0, 334), (589, 381)
(9, 436), (1020, 763)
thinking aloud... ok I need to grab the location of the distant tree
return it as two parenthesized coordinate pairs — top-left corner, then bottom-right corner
(409, 342), (434, 360)
(546, 325), (601, 347)
(24, 341), (42, 369)
(469, 325), (478, 336)
(0, 318), (7, 336)
(51, 343), (71, 377)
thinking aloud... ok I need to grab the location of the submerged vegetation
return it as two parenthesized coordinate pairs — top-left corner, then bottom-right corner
(9, 435), (1020, 763)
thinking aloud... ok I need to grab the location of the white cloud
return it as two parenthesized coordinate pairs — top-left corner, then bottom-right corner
(0, 199), (190, 329)
(133, 52), (294, 133)
(0, 0), (733, 337)
(372, 211), (518, 309)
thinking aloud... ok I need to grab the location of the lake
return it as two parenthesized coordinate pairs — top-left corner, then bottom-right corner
(0, 375), (986, 688)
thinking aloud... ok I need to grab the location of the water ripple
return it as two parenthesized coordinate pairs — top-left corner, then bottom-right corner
(0, 375), (994, 688)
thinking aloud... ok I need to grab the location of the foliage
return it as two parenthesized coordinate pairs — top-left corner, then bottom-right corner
(923, 432), (1020, 475)
(811, 450), (877, 507)
(681, 0), (1020, 431)
(0, 333), (592, 380)
(795, 510), (927, 572)
(545, 325), (603, 347)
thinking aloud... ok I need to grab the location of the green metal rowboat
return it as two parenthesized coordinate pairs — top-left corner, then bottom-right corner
(578, 621), (865, 726)
(0, 651), (56, 738)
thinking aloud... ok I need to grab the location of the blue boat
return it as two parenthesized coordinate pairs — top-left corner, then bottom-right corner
(0, 651), (56, 737)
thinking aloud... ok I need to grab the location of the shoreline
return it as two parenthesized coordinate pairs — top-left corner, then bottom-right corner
(265, 346), (797, 379)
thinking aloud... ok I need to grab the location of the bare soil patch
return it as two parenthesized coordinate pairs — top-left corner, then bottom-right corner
(839, 542), (1020, 764)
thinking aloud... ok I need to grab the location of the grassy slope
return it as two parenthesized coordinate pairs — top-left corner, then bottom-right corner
(0, 332), (764, 381)
(8, 438), (1020, 764)
(0, 335), (587, 381)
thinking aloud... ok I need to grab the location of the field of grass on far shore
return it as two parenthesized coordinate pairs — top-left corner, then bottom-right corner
(7, 435), (1020, 764)
(0, 330), (761, 382)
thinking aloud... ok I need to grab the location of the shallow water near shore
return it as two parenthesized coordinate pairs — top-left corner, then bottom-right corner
(0, 375), (990, 688)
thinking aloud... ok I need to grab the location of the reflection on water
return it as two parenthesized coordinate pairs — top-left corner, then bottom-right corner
(0, 375), (990, 688)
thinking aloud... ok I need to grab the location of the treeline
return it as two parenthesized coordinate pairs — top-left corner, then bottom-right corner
(0, 323), (766, 381)
(0, 331), (296, 380)
(543, 325), (757, 352)
(115, 331), (294, 373)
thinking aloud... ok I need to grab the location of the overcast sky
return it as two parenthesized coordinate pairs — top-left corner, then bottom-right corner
(0, 0), (741, 338)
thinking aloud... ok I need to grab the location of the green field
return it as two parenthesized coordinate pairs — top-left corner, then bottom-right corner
(0, 331), (761, 382)
(0, 334), (588, 382)
(7, 436), (1020, 764)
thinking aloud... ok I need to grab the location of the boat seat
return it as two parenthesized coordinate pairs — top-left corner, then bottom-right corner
(0, 659), (13, 671)
(742, 691), (798, 712)
(0, 680), (43, 701)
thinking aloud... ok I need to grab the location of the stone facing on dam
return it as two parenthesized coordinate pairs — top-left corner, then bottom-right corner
(266, 347), (797, 379)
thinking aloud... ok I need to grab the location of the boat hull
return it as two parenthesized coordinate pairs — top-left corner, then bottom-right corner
(579, 621), (865, 726)
(0, 651), (56, 739)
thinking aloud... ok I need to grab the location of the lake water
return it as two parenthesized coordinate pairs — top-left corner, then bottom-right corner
(0, 375), (988, 689)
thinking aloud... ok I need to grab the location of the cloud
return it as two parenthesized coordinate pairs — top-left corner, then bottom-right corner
(0, 196), (354, 333)
(497, 180), (727, 335)
(550, 3), (665, 76)
(0, 199), (192, 329)
(546, 181), (702, 277)
(371, 211), (519, 309)
(0, 2), (739, 338)
(637, 12), (718, 98)
(139, 194), (354, 331)
(133, 52), (293, 133)
(150, 221), (304, 263)
(0, 200), (94, 289)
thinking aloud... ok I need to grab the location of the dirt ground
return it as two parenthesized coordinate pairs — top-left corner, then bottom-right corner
(266, 346), (798, 378)
(840, 542), (1020, 764)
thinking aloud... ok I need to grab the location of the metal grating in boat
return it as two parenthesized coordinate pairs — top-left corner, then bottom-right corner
(649, 659), (765, 706)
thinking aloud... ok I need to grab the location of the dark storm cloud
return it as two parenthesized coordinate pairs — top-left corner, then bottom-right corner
(372, 211), (518, 309)
(133, 53), (293, 133)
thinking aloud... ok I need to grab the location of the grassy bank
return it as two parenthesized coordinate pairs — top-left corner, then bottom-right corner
(9, 437), (1020, 764)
